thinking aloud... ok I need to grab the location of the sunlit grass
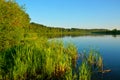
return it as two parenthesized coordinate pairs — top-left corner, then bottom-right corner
(0, 37), (78, 79)
(79, 61), (91, 80)
(0, 33), (104, 80)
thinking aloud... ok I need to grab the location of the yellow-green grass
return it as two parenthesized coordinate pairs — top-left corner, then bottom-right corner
(0, 37), (77, 80)
(0, 36), (103, 80)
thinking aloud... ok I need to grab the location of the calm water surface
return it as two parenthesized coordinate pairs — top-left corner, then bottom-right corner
(52, 35), (120, 80)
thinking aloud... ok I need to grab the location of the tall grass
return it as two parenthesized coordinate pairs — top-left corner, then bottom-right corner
(0, 35), (104, 80)
(79, 61), (91, 80)
(0, 37), (77, 80)
(78, 49), (104, 80)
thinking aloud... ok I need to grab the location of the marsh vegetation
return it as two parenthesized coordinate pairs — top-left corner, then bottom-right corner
(0, 36), (104, 80)
(0, 0), (112, 80)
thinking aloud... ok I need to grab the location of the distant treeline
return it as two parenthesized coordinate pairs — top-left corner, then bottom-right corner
(92, 29), (120, 35)
(29, 22), (117, 37)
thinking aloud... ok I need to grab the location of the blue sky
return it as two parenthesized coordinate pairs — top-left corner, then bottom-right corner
(16, 0), (120, 29)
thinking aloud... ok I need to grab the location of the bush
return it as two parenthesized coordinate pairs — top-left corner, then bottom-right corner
(0, 0), (30, 51)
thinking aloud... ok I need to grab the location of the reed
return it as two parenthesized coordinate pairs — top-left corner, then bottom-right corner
(0, 33), (104, 80)
(79, 61), (91, 80)
(0, 37), (77, 80)
(78, 49), (104, 80)
(97, 56), (103, 71)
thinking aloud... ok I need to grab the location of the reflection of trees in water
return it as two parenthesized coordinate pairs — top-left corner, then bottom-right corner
(112, 34), (117, 37)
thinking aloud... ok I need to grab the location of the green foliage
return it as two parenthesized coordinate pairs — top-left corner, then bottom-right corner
(97, 56), (103, 72)
(93, 28), (120, 35)
(0, 0), (30, 51)
(29, 22), (108, 38)
(0, 38), (77, 79)
(0, 27), (24, 51)
(0, 33), (104, 80)
(79, 62), (91, 80)
(78, 49), (104, 80)
(87, 50), (103, 71)
(29, 22), (120, 38)
(0, 0), (30, 29)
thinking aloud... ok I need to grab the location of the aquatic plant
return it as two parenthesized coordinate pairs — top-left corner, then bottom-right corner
(97, 56), (103, 71)
(78, 49), (104, 80)
(79, 61), (91, 80)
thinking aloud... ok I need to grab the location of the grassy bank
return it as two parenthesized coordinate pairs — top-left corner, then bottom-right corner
(0, 36), (104, 80)
(0, 37), (77, 80)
